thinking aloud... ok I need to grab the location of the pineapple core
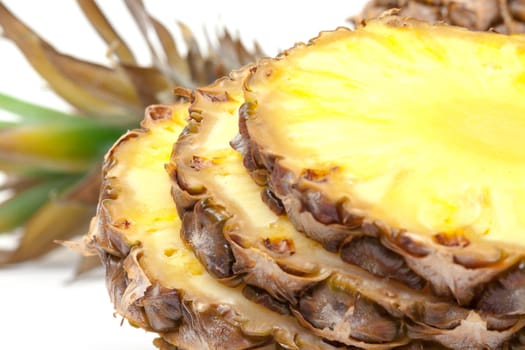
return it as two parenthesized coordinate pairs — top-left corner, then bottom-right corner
(245, 20), (525, 246)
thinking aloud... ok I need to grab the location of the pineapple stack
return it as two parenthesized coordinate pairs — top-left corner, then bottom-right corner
(83, 13), (525, 350)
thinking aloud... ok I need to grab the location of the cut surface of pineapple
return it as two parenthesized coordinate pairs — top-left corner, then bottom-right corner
(171, 67), (525, 349)
(237, 15), (525, 305)
(246, 18), (525, 246)
(84, 103), (338, 350)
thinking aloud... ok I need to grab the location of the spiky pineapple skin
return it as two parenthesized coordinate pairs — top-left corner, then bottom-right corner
(353, 0), (525, 33)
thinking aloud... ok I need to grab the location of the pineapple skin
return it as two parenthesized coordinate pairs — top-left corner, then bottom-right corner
(83, 104), (338, 350)
(170, 68), (525, 349)
(234, 15), (525, 349)
(353, 0), (525, 33)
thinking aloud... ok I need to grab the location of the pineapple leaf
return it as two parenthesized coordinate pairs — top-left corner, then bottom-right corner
(0, 176), (40, 193)
(73, 255), (102, 277)
(0, 1), (265, 266)
(215, 29), (265, 69)
(4, 194), (94, 264)
(147, 15), (191, 81)
(178, 21), (208, 84)
(60, 166), (101, 205)
(0, 122), (125, 173)
(0, 93), (86, 126)
(40, 46), (143, 121)
(76, 0), (137, 65)
(118, 64), (172, 106)
(0, 3), (138, 120)
(0, 167), (104, 265)
(0, 177), (76, 233)
(123, 0), (192, 87)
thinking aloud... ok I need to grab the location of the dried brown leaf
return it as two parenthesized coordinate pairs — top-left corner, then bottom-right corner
(120, 65), (173, 105)
(0, 175), (40, 194)
(177, 21), (202, 58)
(124, 0), (164, 61)
(57, 227), (101, 277)
(0, 3), (133, 117)
(215, 30), (241, 67)
(41, 46), (143, 119)
(124, 0), (191, 87)
(175, 21), (212, 85)
(150, 17), (191, 83)
(123, 0), (191, 84)
(62, 166), (101, 205)
(77, 0), (137, 64)
(73, 255), (101, 277)
(4, 199), (94, 264)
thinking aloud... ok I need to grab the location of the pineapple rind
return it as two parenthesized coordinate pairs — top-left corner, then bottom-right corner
(171, 64), (525, 349)
(84, 103), (338, 350)
(352, 0), (525, 34)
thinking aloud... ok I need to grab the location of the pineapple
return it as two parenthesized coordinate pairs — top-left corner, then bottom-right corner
(77, 10), (525, 349)
(170, 51), (525, 349)
(353, 0), (525, 34)
(82, 101), (339, 350)
(233, 14), (525, 347)
(0, 1), (261, 264)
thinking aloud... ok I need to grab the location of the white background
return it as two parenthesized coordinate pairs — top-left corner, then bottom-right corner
(0, 1), (367, 349)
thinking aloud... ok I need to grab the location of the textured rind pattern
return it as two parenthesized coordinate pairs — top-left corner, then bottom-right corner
(234, 16), (525, 350)
(352, 0), (525, 34)
(84, 104), (340, 350)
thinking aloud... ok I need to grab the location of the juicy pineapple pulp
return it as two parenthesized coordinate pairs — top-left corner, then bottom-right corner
(239, 15), (525, 306)
(84, 103), (336, 350)
(171, 66), (522, 349)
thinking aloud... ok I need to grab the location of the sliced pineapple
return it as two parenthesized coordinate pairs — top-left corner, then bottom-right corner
(170, 67), (525, 348)
(83, 102), (338, 350)
(237, 15), (525, 308)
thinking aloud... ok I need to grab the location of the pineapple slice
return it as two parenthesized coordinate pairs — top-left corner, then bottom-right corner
(236, 16), (525, 307)
(170, 68), (525, 348)
(83, 103), (338, 350)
